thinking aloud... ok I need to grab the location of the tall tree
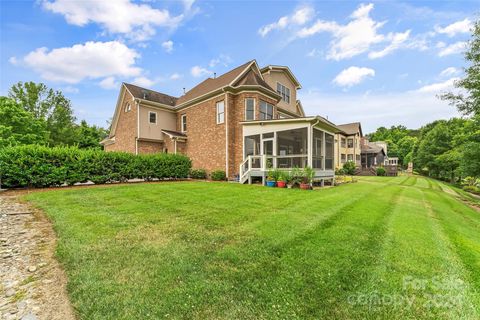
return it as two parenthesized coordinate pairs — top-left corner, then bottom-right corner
(441, 20), (480, 117)
(75, 120), (108, 149)
(8, 81), (77, 146)
(0, 97), (48, 147)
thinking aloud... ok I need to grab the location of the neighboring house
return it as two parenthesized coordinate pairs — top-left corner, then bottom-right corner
(101, 60), (344, 183)
(334, 122), (362, 168)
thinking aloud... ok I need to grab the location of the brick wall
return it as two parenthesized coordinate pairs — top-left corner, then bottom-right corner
(105, 90), (137, 153)
(137, 140), (163, 154)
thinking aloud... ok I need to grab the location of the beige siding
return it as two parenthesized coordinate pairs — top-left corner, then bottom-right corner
(262, 70), (298, 115)
(138, 104), (177, 140)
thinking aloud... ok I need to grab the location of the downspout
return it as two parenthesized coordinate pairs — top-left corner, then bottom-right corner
(174, 138), (177, 154)
(135, 100), (140, 155)
(224, 90), (229, 178)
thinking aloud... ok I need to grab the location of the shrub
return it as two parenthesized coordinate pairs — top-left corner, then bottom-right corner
(289, 167), (304, 186)
(190, 169), (207, 179)
(463, 185), (480, 195)
(376, 167), (386, 176)
(343, 161), (356, 175)
(211, 170), (226, 181)
(335, 168), (346, 175)
(0, 145), (191, 188)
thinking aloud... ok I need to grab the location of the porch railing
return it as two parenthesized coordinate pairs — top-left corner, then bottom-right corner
(240, 154), (311, 182)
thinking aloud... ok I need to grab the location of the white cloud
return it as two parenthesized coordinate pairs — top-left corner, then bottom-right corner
(297, 3), (392, 60)
(14, 41), (142, 83)
(259, 5), (314, 37)
(132, 76), (156, 88)
(161, 40), (174, 53)
(439, 67), (460, 78)
(209, 54), (233, 68)
(368, 30), (411, 59)
(99, 76), (119, 89)
(42, 0), (184, 41)
(416, 77), (459, 93)
(438, 41), (467, 57)
(333, 66), (375, 87)
(435, 18), (472, 37)
(191, 65), (212, 77)
(170, 73), (182, 80)
(299, 89), (460, 132)
(62, 85), (79, 93)
(306, 48), (321, 57)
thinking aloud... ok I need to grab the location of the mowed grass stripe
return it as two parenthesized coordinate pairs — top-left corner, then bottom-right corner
(425, 189), (480, 315)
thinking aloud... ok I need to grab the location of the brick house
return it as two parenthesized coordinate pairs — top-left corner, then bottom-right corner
(101, 60), (344, 183)
(334, 122), (363, 168)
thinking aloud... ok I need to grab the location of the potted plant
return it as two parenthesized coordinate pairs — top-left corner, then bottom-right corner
(266, 168), (277, 187)
(300, 166), (314, 190)
(277, 171), (287, 188)
(289, 167), (303, 188)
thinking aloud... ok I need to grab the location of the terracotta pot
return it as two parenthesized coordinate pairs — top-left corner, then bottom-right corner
(277, 181), (287, 188)
(300, 183), (311, 190)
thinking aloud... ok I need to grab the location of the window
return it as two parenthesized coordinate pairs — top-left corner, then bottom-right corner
(276, 83), (290, 103)
(149, 111), (157, 124)
(356, 154), (360, 161)
(124, 102), (131, 112)
(347, 154), (353, 162)
(341, 138), (346, 148)
(341, 154), (346, 163)
(216, 101), (225, 124)
(347, 138), (354, 148)
(181, 114), (187, 132)
(259, 101), (274, 120)
(245, 98), (255, 121)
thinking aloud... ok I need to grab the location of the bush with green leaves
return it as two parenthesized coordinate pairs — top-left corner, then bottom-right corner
(190, 169), (207, 179)
(343, 161), (356, 175)
(0, 145), (191, 188)
(376, 167), (386, 176)
(210, 170), (226, 181)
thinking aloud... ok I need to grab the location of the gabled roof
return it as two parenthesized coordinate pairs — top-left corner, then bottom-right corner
(161, 129), (187, 139)
(337, 122), (363, 136)
(124, 83), (177, 107)
(361, 143), (386, 155)
(234, 68), (275, 91)
(260, 65), (302, 89)
(175, 60), (255, 105)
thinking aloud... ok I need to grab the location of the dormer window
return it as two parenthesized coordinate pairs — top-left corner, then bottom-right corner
(277, 83), (290, 103)
(124, 102), (131, 112)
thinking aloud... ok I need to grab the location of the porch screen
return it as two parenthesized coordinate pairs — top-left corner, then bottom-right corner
(313, 129), (323, 169)
(244, 135), (260, 157)
(325, 133), (334, 170)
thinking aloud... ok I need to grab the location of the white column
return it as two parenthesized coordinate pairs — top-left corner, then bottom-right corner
(273, 131), (277, 168)
(307, 125), (313, 168)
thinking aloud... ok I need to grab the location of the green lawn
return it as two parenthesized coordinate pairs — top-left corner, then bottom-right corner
(24, 177), (480, 319)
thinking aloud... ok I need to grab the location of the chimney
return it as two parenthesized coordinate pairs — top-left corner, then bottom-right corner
(213, 72), (216, 79)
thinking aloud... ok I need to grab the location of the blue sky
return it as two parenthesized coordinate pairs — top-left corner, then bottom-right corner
(0, 1), (477, 132)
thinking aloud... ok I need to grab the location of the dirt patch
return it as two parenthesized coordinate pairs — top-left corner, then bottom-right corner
(0, 191), (75, 320)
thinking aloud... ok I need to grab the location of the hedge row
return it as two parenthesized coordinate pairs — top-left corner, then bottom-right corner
(0, 145), (191, 188)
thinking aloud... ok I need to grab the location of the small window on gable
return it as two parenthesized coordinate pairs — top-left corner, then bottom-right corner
(181, 114), (187, 132)
(149, 111), (157, 124)
(124, 102), (131, 112)
(245, 98), (255, 121)
(276, 82), (290, 103)
(216, 101), (225, 124)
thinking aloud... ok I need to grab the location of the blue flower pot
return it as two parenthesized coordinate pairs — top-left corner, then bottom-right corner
(266, 181), (276, 187)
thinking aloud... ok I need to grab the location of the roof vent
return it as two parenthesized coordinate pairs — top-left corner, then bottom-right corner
(183, 87), (186, 94)
(213, 72), (216, 79)
(141, 89), (148, 100)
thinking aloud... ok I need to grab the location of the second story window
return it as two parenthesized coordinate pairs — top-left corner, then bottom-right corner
(259, 101), (274, 120)
(245, 98), (255, 121)
(347, 138), (354, 148)
(216, 101), (225, 124)
(149, 111), (157, 124)
(341, 138), (346, 148)
(181, 114), (187, 132)
(277, 83), (290, 103)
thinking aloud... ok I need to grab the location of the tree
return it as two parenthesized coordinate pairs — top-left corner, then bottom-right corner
(441, 20), (480, 117)
(0, 97), (48, 147)
(8, 81), (77, 146)
(75, 120), (108, 149)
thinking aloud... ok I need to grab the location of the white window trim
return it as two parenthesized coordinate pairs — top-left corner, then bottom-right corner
(216, 101), (225, 124)
(244, 98), (255, 121)
(148, 111), (157, 124)
(259, 100), (274, 120)
(276, 81), (290, 104)
(181, 114), (187, 132)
